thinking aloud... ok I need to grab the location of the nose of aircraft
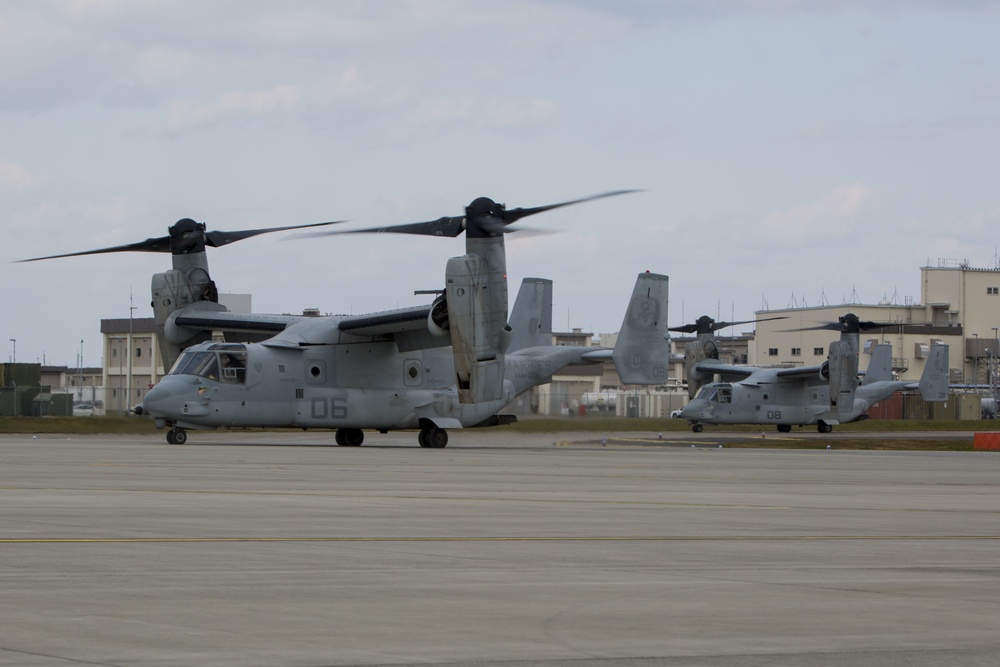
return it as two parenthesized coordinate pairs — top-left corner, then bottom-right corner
(140, 375), (200, 417)
(681, 398), (711, 420)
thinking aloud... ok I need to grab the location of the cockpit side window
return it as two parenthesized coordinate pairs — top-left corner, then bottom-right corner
(218, 351), (248, 383)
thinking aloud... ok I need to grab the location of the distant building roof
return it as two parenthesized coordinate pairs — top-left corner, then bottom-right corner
(101, 317), (157, 334)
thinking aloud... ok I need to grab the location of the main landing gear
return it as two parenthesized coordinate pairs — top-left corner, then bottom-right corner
(166, 428), (187, 445)
(418, 427), (449, 448)
(335, 428), (365, 447)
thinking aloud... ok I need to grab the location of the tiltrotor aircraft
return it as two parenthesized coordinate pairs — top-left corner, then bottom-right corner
(669, 314), (788, 400)
(25, 191), (670, 447)
(676, 313), (950, 433)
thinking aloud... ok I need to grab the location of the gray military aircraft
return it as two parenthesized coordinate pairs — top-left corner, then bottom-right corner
(669, 315), (788, 399)
(678, 313), (950, 433)
(21, 216), (346, 371)
(25, 192), (670, 447)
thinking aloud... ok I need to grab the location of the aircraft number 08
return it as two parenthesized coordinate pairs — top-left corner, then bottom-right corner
(767, 411), (781, 420)
(311, 397), (348, 420)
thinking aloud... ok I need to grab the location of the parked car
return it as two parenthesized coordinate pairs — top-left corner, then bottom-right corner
(73, 402), (95, 417)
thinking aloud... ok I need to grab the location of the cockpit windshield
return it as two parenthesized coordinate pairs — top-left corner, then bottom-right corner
(169, 343), (248, 383)
(695, 385), (718, 401)
(695, 383), (732, 403)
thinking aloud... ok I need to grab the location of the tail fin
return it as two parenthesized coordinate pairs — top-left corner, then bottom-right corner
(919, 344), (949, 401)
(611, 272), (669, 385)
(862, 344), (893, 385)
(508, 278), (553, 351)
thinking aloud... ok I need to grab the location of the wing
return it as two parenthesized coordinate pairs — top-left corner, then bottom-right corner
(694, 360), (827, 385)
(336, 305), (432, 336)
(692, 359), (759, 381)
(173, 311), (306, 335)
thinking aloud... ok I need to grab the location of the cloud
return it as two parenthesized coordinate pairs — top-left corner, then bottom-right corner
(164, 85), (301, 134)
(0, 159), (40, 190)
(759, 183), (874, 241)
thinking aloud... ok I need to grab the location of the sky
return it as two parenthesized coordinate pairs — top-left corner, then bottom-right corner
(2, 0), (999, 367)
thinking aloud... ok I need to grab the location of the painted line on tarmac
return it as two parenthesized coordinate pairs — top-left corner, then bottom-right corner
(3, 535), (999, 544)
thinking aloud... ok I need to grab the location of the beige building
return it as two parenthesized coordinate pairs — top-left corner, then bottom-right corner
(101, 317), (164, 416)
(753, 262), (1000, 388)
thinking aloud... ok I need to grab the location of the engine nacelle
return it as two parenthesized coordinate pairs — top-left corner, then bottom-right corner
(427, 294), (449, 337)
(445, 253), (508, 404)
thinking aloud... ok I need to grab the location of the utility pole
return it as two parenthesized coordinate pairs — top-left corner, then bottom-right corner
(128, 290), (136, 414)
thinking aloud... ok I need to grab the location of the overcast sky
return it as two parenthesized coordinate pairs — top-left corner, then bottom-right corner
(3, 1), (999, 367)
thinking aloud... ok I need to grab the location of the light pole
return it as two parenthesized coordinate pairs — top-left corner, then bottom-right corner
(8, 338), (14, 363)
(974, 333), (979, 391)
(78, 339), (84, 402)
(128, 290), (136, 415)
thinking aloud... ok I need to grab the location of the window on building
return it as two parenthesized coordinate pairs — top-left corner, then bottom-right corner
(989, 287), (999, 295)
(813, 347), (825, 355)
(135, 347), (142, 358)
(791, 347), (801, 356)
(768, 348), (778, 356)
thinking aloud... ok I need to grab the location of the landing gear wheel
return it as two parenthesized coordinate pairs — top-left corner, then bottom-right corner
(692, 424), (703, 433)
(419, 428), (448, 448)
(777, 424), (792, 433)
(167, 428), (187, 445)
(335, 428), (364, 446)
(817, 421), (833, 434)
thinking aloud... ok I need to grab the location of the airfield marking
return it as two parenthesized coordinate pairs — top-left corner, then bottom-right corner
(3, 535), (999, 544)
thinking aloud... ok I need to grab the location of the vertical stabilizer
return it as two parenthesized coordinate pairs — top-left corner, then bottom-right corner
(508, 278), (553, 351)
(611, 272), (669, 385)
(919, 344), (949, 401)
(862, 344), (894, 385)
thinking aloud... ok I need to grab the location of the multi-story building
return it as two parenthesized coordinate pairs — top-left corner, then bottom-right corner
(753, 261), (1000, 390)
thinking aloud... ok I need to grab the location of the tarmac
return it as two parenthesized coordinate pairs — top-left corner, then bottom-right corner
(1, 430), (998, 666)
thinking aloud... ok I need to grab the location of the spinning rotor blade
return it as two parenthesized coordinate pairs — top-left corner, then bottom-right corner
(18, 218), (346, 262)
(296, 216), (467, 239)
(17, 236), (173, 262)
(204, 220), (347, 247)
(789, 313), (944, 335)
(669, 315), (787, 335)
(498, 190), (641, 225)
(293, 190), (640, 240)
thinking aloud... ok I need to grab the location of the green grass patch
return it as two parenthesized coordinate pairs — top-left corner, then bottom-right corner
(0, 416), (159, 435)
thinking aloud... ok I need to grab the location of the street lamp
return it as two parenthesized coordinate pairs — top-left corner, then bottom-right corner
(973, 333), (979, 391)
(8, 338), (14, 363)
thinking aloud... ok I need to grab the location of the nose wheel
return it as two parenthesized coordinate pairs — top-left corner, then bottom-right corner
(166, 428), (187, 445)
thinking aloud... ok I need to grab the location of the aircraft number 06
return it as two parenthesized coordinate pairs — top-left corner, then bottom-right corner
(311, 397), (348, 420)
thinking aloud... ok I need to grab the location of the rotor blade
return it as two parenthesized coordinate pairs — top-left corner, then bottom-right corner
(501, 189), (642, 224)
(17, 236), (172, 262)
(669, 315), (787, 334)
(711, 315), (789, 332)
(292, 216), (466, 239)
(206, 220), (349, 247)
